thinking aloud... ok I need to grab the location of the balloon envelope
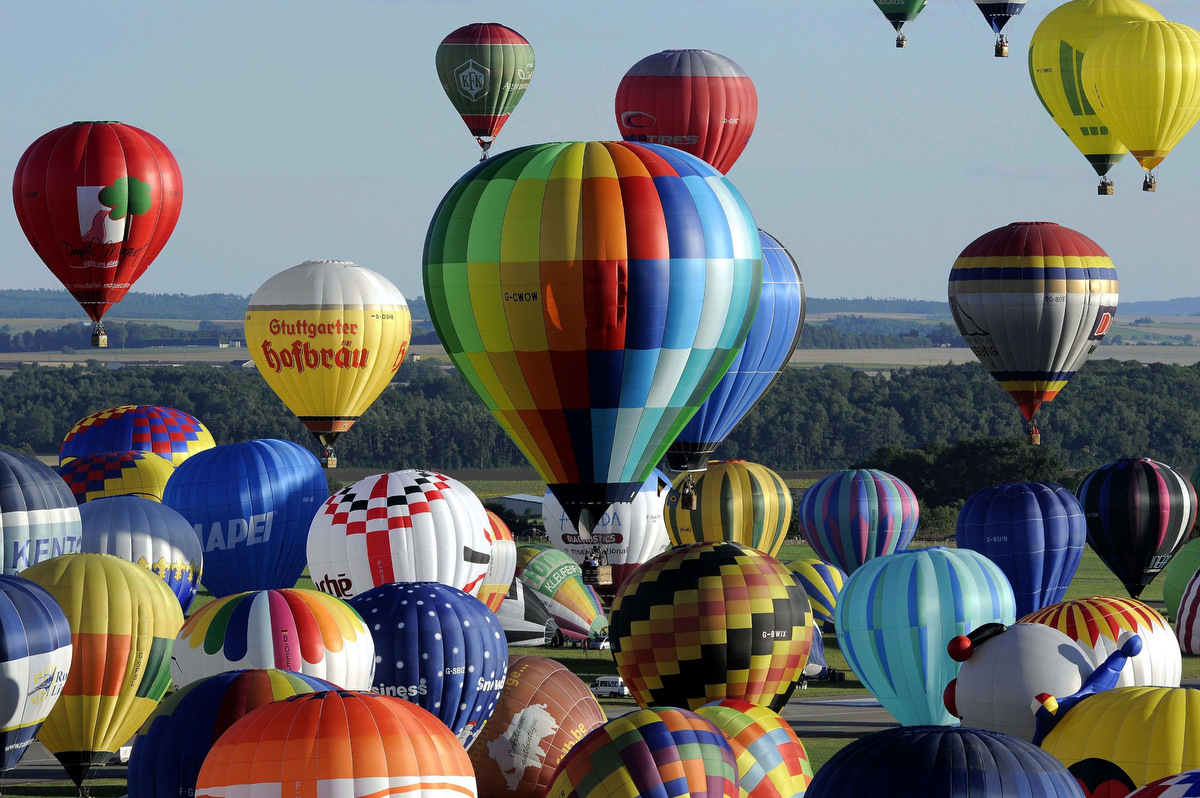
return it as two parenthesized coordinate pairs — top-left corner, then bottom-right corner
(497, 578), (558, 648)
(1162, 535), (1200, 622)
(436, 23), (535, 155)
(478, 510), (517, 613)
(975, 1), (1026, 35)
(79, 495), (203, 612)
(695, 699), (813, 798)
(0, 449), (81, 574)
(517, 548), (607, 641)
(614, 49), (758, 174)
(956, 482), (1087, 618)
(163, 439), (327, 598)
(784, 558), (846, 629)
(797, 468), (919, 575)
(59, 404), (214, 467)
(873, 0), (930, 32)
(665, 460), (793, 558)
(57, 450), (175, 504)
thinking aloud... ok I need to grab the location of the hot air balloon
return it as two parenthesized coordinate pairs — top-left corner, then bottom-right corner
(497, 578), (558, 647)
(244, 260), (412, 467)
(784, 557), (846, 630)
(306, 468), (492, 601)
(956, 482), (1087, 618)
(59, 404), (215, 467)
(79, 495), (203, 612)
(423, 141), (761, 539)
(0, 575), (72, 774)
(797, 468), (919, 575)
(57, 450), (175, 504)
(127, 669), (336, 798)
(194, 690), (478, 798)
(436, 23), (535, 160)
(806, 726), (1084, 798)
(23, 553), (183, 793)
(1163, 536), (1200, 621)
(548, 707), (739, 798)
(162, 439), (327, 598)
(1173, 570), (1200, 654)
(543, 469), (671, 598)
(976, 1), (1027, 56)
(0, 449), (82, 574)
(1081, 20), (1200, 192)
(12, 122), (183, 346)
(695, 699), (813, 798)
(614, 49), (758, 174)
(1075, 458), (1196, 599)
(948, 222), (1118, 442)
(514, 543), (555, 578)
(666, 229), (805, 472)
(517, 548), (607, 641)
(873, 0), (930, 48)
(835, 547), (1016, 727)
(611, 542), (812, 712)
(478, 510), (517, 613)
(172, 588), (375, 690)
(1021, 596), (1181, 688)
(468, 655), (605, 798)
(1028, 0), (1166, 194)
(665, 461), (793, 558)
(349, 582), (508, 749)
(1128, 771), (1200, 798)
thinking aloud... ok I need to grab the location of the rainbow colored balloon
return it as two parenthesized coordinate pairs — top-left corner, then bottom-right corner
(695, 699), (812, 798)
(798, 469), (919, 575)
(59, 405), (214, 467)
(57, 450), (175, 504)
(517, 548), (606, 641)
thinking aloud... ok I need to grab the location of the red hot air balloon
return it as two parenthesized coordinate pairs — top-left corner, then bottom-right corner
(615, 49), (758, 174)
(12, 122), (183, 347)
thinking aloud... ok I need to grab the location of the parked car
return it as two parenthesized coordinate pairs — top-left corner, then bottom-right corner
(586, 635), (611, 650)
(590, 676), (629, 698)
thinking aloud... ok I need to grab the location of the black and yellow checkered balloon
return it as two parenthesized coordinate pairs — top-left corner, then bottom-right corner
(610, 541), (813, 712)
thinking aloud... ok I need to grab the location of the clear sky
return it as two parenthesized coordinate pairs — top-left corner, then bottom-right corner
(3, 0), (1199, 305)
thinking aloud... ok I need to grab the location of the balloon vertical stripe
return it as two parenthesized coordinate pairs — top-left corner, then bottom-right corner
(798, 469), (918, 575)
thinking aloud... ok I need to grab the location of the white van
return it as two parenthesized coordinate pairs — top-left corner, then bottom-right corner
(590, 676), (629, 698)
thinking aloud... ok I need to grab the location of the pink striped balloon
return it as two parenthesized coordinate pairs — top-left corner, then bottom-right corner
(797, 469), (919, 575)
(1177, 570), (1200, 654)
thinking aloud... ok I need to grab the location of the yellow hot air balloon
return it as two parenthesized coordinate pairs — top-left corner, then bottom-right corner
(1028, 0), (1165, 194)
(22, 553), (183, 794)
(245, 260), (412, 467)
(1081, 20), (1200, 191)
(665, 460), (793, 558)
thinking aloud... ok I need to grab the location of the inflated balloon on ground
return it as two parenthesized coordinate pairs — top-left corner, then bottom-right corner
(57, 450), (176, 504)
(1163, 535), (1200, 621)
(0, 449), (81, 574)
(59, 405), (214, 467)
(665, 461), (793, 558)
(478, 510), (517, 613)
(695, 699), (813, 798)
(797, 468), (919, 575)
(497, 579), (558, 647)
(517, 548), (607, 641)
(784, 558), (845, 629)
(1172, 571), (1200, 655)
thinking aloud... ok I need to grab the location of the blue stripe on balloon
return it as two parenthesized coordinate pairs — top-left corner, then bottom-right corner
(661, 258), (707, 350)
(652, 176), (705, 260)
(222, 594), (253, 661)
(625, 258), (669, 351)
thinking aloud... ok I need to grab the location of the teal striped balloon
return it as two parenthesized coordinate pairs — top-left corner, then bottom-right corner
(835, 547), (1015, 726)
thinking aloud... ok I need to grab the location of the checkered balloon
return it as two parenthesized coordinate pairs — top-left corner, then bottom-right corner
(59, 405), (214, 467)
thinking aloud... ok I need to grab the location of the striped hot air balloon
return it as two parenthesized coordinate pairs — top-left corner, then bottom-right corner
(1163, 536), (1200, 622)
(1128, 770), (1200, 798)
(797, 469), (919, 575)
(665, 461), (793, 558)
(478, 510), (517, 613)
(57, 450), (175, 504)
(784, 558), (846, 630)
(59, 405), (214, 467)
(695, 699), (813, 798)
(1174, 571), (1200, 655)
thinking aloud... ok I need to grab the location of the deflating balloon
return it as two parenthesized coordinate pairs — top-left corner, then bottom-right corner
(23, 553), (183, 791)
(12, 122), (183, 345)
(79, 495), (203, 612)
(127, 669), (336, 798)
(497, 579), (558, 647)
(614, 50), (758, 174)
(423, 141), (761, 532)
(478, 510), (517, 613)
(172, 588), (376, 690)
(1075, 458), (1196, 599)
(0, 575), (72, 773)
(349, 582), (507, 749)
(797, 468), (919, 575)
(695, 699), (813, 798)
(667, 228), (805, 471)
(517, 548), (607, 641)
(955, 482), (1087, 618)
(548, 707), (738, 798)
(306, 468), (492, 600)
(0, 449), (81, 574)
(194, 690), (478, 798)
(163, 439), (327, 598)
(784, 558), (846, 629)
(665, 461), (793, 557)
(611, 542), (812, 712)
(59, 405), (214, 467)
(948, 222), (1118, 437)
(57, 450), (175, 504)
(468, 655), (606, 798)
(835, 547), (1016, 727)
(244, 260), (412, 467)
(436, 23), (535, 158)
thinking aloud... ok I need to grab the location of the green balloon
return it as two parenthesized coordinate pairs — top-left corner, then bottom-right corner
(436, 23), (535, 155)
(873, 0), (930, 31)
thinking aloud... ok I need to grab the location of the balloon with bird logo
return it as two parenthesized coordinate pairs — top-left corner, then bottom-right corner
(423, 141), (761, 541)
(12, 122), (183, 346)
(244, 260), (412, 468)
(437, 23), (535, 160)
(948, 222), (1118, 442)
(59, 404), (214, 467)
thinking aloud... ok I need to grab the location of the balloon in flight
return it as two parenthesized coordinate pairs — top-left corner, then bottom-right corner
(975, 1), (1027, 55)
(0, 449), (81, 574)
(57, 450), (175, 504)
(244, 259), (412, 467)
(873, 0), (929, 47)
(12, 122), (183, 346)
(59, 404), (214, 467)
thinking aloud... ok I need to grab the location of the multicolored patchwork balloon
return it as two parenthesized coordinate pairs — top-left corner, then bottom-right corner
(172, 588), (375, 690)
(695, 699), (812, 798)
(835, 547), (1016, 726)
(0, 449), (81, 574)
(517, 548), (606, 641)
(57, 450), (175, 504)
(548, 707), (739, 798)
(611, 542), (812, 712)
(797, 468), (919, 575)
(195, 690), (477, 798)
(59, 405), (214, 467)
(423, 141), (761, 533)
(665, 460), (793, 558)
(784, 558), (846, 629)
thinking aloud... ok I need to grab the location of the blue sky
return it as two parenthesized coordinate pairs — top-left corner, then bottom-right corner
(3, 0), (1199, 304)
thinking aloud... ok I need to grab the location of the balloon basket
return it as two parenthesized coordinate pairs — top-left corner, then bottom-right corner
(321, 455), (338, 468)
(1097, 179), (1115, 196)
(1143, 174), (1157, 192)
(995, 38), (1009, 58)
(581, 563), (613, 586)
(1027, 430), (1041, 446)
(895, 33), (907, 49)
(91, 323), (107, 348)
